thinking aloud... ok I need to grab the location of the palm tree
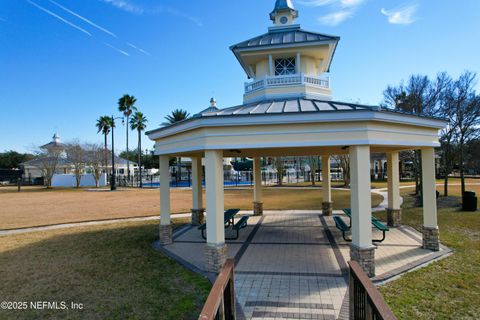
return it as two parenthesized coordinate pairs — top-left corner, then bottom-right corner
(130, 112), (148, 188)
(163, 109), (190, 183)
(118, 94), (137, 181)
(96, 116), (114, 169)
(163, 109), (190, 126)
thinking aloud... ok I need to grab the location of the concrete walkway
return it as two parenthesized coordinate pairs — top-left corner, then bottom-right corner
(156, 211), (452, 320)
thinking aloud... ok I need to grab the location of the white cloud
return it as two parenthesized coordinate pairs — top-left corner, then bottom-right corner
(27, 0), (92, 36)
(381, 4), (419, 25)
(50, 0), (117, 38)
(298, 0), (365, 25)
(318, 10), (353, 26)
(298, 0), (364, 8)
(99, 0), (203, 27)
(100, 0), (144, 15)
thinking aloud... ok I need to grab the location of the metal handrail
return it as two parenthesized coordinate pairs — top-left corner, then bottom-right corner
(349, 261), (397, 320)
(199, 259), (236, 320)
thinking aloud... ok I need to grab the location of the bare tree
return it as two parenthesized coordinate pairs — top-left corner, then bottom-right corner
(306, 157), (319, 186)
(443, 71), (480, 195)
(382, 73), (449, 194)
(273, 157), (285, 186)
(332, 155), (350, 187)
(66, 141), (86, 188)
(85, 143), (104, 188)
(33, 149), (63, 188)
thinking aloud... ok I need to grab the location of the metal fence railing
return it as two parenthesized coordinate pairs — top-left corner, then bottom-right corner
(349, 261), (397, 320)
(199, 259), (236, 320)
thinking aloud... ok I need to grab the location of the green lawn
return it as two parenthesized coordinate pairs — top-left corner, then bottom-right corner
(0, 220), (210, 320)
(376, 193), (480, 320)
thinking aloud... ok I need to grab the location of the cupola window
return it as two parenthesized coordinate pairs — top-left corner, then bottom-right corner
(275, 58), (296, 76)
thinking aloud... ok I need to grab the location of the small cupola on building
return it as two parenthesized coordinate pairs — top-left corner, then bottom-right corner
(40, 133), (66, 152)
(270, 0), (299, 26)
(230, 0), (340, 104)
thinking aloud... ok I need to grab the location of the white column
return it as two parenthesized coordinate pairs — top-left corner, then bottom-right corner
(296, 52), (301, 74)
(322, 155), (332, 203)
(387, 152), (401, 210)
(159, 155), (172, 245)
(253, 157), (262, 203)
(421, 147), (440, 251)
(205, 150), (225, 245)
(268, 55), (274, 76)
(253, 157), (264, 216)
(350, 146), (372, 247)
(191, 157), (203, 210)
(159, 156), (171, 226)
(422, 148), (437, 228)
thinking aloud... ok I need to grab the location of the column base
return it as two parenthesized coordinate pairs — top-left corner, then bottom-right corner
(322, 202), (333, 216)
(253, 202), (264, 216)
(159, 224), (173, 245)
(350, 245), (376, 277)
(422, 226), (440, 251)
(386, 208), (402, 227)
(205, 243), (228, 273)
(191, 208), (205, 226)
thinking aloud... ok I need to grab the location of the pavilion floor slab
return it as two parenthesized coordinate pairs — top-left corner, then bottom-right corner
(155, 211), (452, 320)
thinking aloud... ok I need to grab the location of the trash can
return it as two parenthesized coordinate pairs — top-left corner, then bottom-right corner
(462, 191), (478, 211)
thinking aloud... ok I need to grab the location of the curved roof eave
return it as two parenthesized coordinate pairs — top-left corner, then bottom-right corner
(146, 99), (448, 140)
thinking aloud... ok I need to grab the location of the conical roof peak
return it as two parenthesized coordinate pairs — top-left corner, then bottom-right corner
(270, 0), (299, 22)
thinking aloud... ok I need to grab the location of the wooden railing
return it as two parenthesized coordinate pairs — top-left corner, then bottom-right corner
(199, 259), (236, 320)
(349, 261), (397, 320)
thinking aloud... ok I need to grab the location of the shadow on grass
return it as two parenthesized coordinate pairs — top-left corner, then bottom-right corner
(0, 221), (210, 320)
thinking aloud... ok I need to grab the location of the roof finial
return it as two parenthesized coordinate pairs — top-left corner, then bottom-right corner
(52, 133), (60, 143)
(210, 97), (217, 108)
(270, 0), (299, 25)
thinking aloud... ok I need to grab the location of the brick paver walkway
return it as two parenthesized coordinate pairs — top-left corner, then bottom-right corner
(157, 211), (452, 320)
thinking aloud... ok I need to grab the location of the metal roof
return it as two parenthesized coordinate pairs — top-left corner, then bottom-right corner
(196, 98), (377, 117)
(230, 26), (339, 50)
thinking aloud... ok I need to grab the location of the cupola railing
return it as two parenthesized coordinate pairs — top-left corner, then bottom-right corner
(245, 73), (330, 94)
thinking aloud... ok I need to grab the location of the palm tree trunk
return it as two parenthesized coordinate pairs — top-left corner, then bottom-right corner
(126, 116), (130, 182)
(104, 133), (108, 171)
(138, 129), (142, 188)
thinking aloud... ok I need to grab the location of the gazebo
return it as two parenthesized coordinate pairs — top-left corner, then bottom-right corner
(147, 0), (446, 277)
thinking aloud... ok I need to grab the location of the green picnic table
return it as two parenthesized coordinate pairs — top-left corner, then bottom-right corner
(199, 209), (242, 240)
(332, 208), (389, 243)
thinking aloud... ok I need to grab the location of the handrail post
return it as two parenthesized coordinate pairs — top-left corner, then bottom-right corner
(199, 259), (236, 320)
(348, 260), (397, 320)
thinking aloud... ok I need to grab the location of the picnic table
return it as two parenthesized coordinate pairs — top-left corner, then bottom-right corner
(199, 209), (243, 240)
(333, 208), (390, 243)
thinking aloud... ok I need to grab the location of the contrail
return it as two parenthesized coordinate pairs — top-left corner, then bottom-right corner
(104, 43), (129, 56)
(127, 42), (151, 56)
(27, 0), (91, 36)
(49, 0), (118, 38)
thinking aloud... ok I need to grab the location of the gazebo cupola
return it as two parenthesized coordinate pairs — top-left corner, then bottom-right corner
(231, 0), (340, 104)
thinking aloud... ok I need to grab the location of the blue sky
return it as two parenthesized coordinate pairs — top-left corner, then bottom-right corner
(1, 0), (479, 153)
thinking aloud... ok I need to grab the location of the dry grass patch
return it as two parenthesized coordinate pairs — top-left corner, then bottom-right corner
(0, 187), (382, 230)
(0, 220), (210, 320)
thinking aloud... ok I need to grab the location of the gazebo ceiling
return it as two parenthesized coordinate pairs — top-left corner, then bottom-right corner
(146, 98), (447, 157)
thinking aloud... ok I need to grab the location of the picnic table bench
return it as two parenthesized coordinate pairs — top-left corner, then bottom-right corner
(332, 208), (389, 243)
(199, 209), (249, 240)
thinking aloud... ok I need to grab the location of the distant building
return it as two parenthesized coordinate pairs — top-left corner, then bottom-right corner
(20, 134), (137, 182)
